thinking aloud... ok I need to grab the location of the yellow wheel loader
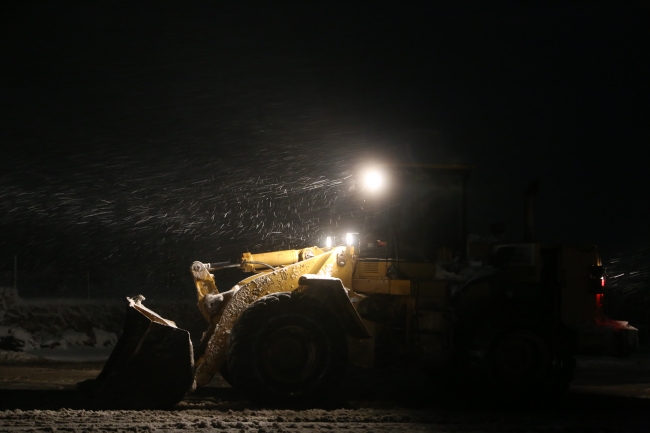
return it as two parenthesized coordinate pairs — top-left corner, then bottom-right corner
(87, 164), (638, 408)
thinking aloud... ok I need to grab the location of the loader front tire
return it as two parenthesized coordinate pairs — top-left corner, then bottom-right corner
(227, 291), (347, 406)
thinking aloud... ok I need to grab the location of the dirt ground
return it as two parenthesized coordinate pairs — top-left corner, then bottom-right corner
(1, 353), (650, 432)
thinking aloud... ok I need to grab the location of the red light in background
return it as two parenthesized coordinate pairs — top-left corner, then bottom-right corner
(601, 277), (605, 287)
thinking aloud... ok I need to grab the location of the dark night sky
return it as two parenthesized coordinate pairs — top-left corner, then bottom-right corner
(1, 1), (649, 297)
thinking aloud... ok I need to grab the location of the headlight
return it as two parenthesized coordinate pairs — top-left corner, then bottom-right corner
(346, 232), (358, 246)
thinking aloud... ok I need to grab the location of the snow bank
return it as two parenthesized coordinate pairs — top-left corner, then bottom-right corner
(0, 323), (117, 362)
(93, 328), (118, 347)
(0, 300), (123, 362)
(0, 297), (204, 363)
(0, 349), (49, 364)
(0, 325), (38, 351)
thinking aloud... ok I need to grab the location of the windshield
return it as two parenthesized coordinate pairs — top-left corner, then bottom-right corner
(360, 166), (468, 262)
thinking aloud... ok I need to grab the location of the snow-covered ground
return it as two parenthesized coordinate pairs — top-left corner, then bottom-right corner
(1, 356), (650, 432)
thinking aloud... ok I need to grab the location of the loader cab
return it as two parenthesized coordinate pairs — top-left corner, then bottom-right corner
(359, 164), (470, 262)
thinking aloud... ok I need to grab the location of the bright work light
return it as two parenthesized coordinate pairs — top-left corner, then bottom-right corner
(363, 169), (385, 192)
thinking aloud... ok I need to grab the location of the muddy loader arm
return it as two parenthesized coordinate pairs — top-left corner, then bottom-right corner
(191, 247), (327, 325)
(191, 245), (362, 387)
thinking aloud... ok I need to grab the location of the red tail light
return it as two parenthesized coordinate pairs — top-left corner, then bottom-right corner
(589, 265), (604, 294)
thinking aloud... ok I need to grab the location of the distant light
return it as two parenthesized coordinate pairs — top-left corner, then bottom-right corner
(363, 169), (385, 192)
(326, 236), (332, 248)
(346, 233), (354, 246)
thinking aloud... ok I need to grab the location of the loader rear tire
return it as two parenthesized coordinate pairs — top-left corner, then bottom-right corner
(483, 325), (574, 402)
(454, 307), (575, 404)
(488, 329), (553, 393)
(227, 291), (347, 407)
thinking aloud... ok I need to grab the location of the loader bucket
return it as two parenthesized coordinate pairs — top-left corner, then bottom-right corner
(91, 295), (195, 409)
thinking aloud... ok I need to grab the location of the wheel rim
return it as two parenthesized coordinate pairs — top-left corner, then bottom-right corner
(260, 324), (325, 387)
(492, 330), (550, 387)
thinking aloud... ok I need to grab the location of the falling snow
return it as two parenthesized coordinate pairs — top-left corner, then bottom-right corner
(0, 128), (379, 299)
